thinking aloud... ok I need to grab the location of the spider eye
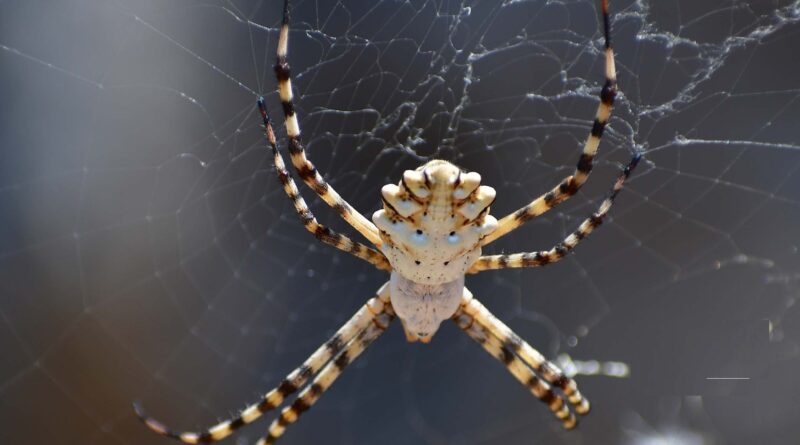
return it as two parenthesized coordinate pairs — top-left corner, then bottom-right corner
(447, 232), (460, 243)
(416, 229), (423, 235)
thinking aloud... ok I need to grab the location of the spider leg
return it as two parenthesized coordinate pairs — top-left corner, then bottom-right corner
(256, 305), (395, 445)
(469, 153), (639, 273)
(452, 289), (581, 429)
(273, 0), (382, 247)
(258, 100), (391, 271)
(134, 283), (392, 444)
(457, 289), (589, 414)
(481, 0), (617, 247)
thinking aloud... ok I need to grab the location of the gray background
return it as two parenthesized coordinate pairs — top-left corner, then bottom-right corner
(1, 0), (799, 444)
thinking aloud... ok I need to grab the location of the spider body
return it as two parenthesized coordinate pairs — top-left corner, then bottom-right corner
(135, 1), (641, 443)
(374, 160), (498, 341)
(388, 272), (464, 343)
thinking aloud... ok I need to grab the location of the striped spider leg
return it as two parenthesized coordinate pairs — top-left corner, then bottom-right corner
(453, 288), (589, 429)
(134, 284), (393, 443)
(256, 304), (395, 445)
(479, 0), (620, 248)
(258, 100), (391, 271)
(135, 0), (639, 443)
(468, 153), (640, 272)
(273, 0), (382, 247)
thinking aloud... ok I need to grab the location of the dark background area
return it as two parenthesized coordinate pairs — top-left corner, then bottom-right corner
(1, 0), (799, 444)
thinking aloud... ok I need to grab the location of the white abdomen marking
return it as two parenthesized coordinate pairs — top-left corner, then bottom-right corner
(373, 160), (498, 342)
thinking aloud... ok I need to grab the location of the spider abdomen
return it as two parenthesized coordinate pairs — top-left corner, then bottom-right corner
(389, 272), (464, 343)
(372, 159), (498, 285)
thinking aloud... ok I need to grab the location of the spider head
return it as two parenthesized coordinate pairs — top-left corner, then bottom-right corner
(372, 159), (497, 285)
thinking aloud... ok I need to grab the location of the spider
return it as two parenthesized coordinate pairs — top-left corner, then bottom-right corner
(134, 0), (640, 443)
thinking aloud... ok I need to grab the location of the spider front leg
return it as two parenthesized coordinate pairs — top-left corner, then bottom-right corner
(134, 283), (392, 444)
(258, 100), (391, 271)
(453, 288), (587, 429)
(273, 0), (382, 247)
(256, 306), (395, 445)
(481, 0), (618, 247)
(469, 153), (639, 273)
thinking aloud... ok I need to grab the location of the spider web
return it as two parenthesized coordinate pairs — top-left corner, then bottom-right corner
(2, 0), (800, 443)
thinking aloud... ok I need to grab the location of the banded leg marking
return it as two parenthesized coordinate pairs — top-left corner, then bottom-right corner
(453, 291), (576, 429)
(257, 308), (395, 445)
(459, 293), (589, 414)
(469, 153), (640, 273)
(258, 99), (391, 271)
(274, 0), (382, 247)
(481, 0), (618, 247)
(134, 284), (392, 444)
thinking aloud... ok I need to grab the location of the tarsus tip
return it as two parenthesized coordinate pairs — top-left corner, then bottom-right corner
(257, 98), (270, 125)
(132, 400), (145, 417)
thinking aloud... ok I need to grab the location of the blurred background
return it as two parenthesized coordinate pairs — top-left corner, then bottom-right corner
(1, 0), (799, 444)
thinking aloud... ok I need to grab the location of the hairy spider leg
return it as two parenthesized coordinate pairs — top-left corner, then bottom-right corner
(470, 153), (640, 272)
(258, 99), (391, 271)
(274, 0), (382, 247)
(480, 0), (619, 247)
(257, 307), (395, 445)
(457, 289), (589, 414)
(134, 284), (392, 443)
(453, 290), (578, 429)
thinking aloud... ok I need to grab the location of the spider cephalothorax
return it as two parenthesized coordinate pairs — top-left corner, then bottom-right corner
(135, 1), (638, 443)
(373, 160), (498, 341)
